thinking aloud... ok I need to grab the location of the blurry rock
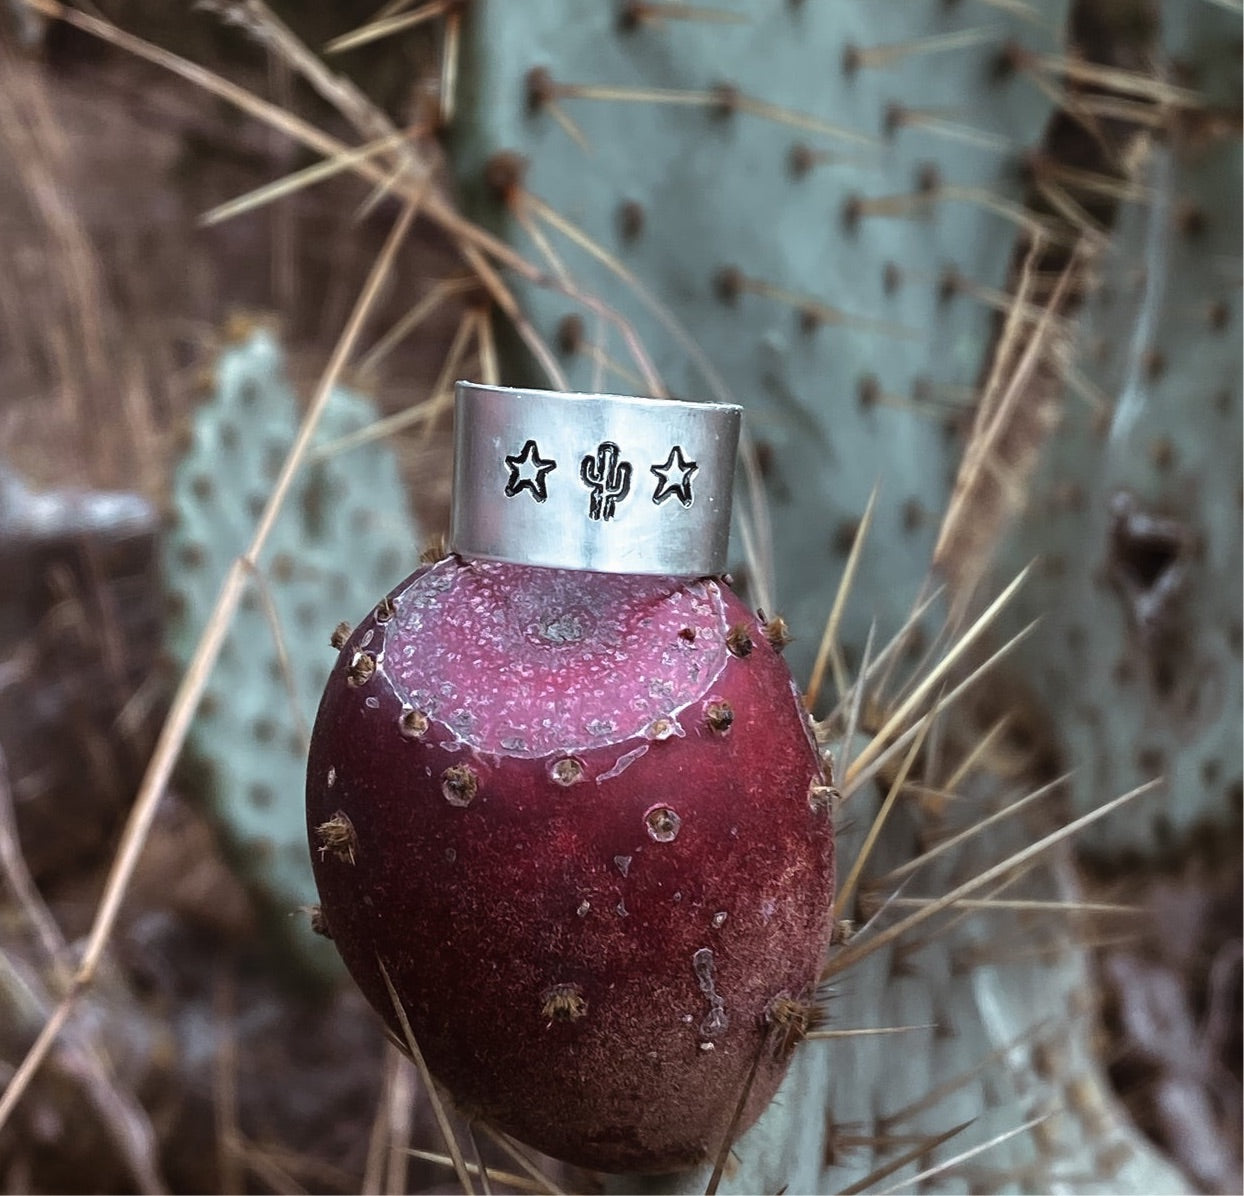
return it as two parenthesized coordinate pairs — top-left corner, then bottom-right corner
(0, 463), (160, 883)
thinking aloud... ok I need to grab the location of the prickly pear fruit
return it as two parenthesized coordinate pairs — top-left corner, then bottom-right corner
(306, 555), (834, 1173)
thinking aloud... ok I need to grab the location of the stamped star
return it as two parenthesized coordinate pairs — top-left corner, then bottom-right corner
(504, 439), (557, 503)
(650, 445), (697, 507)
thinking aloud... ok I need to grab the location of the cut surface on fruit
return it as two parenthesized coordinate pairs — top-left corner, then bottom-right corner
(381, 560), (730, 756)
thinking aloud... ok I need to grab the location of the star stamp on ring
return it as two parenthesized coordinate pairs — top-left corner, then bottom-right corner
(650, 445), (697, 507)
(504, 438), (557, 503)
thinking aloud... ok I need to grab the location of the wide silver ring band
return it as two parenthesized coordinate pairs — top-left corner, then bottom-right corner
(450, 382), (742, 576)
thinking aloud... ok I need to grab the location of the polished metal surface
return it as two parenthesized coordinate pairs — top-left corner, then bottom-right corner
(450, 382), (742, 576)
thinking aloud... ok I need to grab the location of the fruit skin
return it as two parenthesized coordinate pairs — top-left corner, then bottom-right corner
(306, 555), (834, 1173)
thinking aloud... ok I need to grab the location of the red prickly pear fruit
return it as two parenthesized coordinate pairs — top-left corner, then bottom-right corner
(306, 555), (835, 1174)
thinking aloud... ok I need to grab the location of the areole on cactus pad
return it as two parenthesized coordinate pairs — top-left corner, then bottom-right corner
(305, 384), (836, 1172)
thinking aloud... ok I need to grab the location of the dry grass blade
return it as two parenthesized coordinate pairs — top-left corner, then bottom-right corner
(0, 196), (419, 1135)
(806, 1023), (935, 1041)
(226, 2), (619, 389)
(19, 0), (374, 182)
(405, 1150), (544, 1194)
(279, 1142), (362, 1190)
(805, 485), (879, 711)
(877, 772), (1072, 886)
(835, 1119), (973, 1195)
(0, 746), (70, 983)
(874, 1114), (1050, 1194)
(822, 778), (1161, 981)
(844, 620), (1037, 798)
(705, 1028), (773, 1195)
(0, 36), (113, 418)
(384, 1051), (416, 1195)
(354, 159), (408, 222)
(465, 1123), (493, 1196)
(199, 127), (419, 227)
(844, 565), (1031, 786)
(219, 0), (432, 180)
(239, 561), (310, 748)
(885, 897), (1140, 915)
(0, 757), (167, 1194)
(310, 387), (457, 462)
(881, 1019), (1055, 1132)
(476, 1125), (566, 1196)
(550, 83), (873, 146)
(831, 619), (875, 784)
(363, 1049), (404, 1195)
(356, 275), (479, 378)
(817, 587), (944, 734)
(324, 0), (451, 54)
(0, 1001), (73, 1132)
(378, 957), (474, 1195)
(312, 308), (477, 462)
(835, 713), (933, 919)
(235, 1138), (309, 1195)
(17, 0), (588, 393)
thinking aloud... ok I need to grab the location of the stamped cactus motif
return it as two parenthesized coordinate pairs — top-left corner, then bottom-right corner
(580, 440), (633, 520)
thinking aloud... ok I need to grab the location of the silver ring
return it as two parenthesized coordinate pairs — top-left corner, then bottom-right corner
(450, 382), (742, 576)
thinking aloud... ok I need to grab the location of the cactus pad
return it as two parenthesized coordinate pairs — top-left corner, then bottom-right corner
(993, 0), (1242, 857)
(452, 0), (1069, 682)
(163, 327), (419, 972)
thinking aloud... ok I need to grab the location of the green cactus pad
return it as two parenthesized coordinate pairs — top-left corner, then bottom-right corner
(162, 327), (419, 974)
(993, 0), (1242, 857)
(452, 0), (1069, 685)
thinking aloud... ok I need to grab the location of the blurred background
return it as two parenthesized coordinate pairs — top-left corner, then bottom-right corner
(0, 1), (1239, 1193)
